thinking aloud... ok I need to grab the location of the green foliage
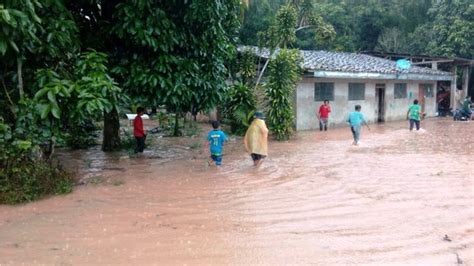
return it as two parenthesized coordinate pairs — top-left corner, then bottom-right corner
(239, 0), (277, 45)
(376, 28), (408, 53)
(241, 0), (472, 59)
(223, 83), (256, 135)
(0, 0), (42, 56)
(239, 49), (257, 85)
(34, 69), (72, 119)
(266, 49), (301, 141)
(246, 0), (335, 51)
(0, 161), (73, 204)
(276, 5), (298, 48)
(422, 0), (474, 58)
(74, 51), (124, 120)
(110, 0), (241, 118)
(13, 99), (59, 153)
(0, 119), (73, 204)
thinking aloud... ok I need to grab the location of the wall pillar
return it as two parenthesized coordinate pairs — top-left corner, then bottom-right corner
(450, 66), (458, 109)
(462, 66), (470, 99)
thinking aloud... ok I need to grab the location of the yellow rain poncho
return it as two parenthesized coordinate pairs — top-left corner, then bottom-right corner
(244, 118), (268, 156)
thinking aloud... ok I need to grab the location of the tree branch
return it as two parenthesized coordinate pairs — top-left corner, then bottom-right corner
(254, 40), (282, 90)
(17, 57), (24, 100)
(295, 25), (316, 32)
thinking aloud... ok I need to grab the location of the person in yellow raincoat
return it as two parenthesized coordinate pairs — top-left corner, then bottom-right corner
(244, 112), (268, 166)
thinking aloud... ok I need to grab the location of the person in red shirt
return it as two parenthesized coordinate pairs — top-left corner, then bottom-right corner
(134, 107), (146, 153)
(317, 100), (331, 131)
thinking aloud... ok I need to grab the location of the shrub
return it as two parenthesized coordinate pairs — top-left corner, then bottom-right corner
(0, 162), (73, 204)
(266, 49), (301, 140)
(0, 119), (73, 204)
(223, 83), (256, 135)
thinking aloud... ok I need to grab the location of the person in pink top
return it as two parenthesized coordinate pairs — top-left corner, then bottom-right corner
(317, 100), (331, 131)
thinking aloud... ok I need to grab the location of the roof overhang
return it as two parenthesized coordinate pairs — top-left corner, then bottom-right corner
(312, 70), (453, 81)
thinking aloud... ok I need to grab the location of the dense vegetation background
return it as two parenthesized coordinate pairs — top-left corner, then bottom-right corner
(240, 0), (473, 58)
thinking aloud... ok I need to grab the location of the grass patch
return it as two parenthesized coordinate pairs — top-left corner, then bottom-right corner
(0, 161), (74, 205)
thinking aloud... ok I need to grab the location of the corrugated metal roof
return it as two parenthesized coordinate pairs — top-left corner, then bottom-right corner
(239, 46), (453, 76)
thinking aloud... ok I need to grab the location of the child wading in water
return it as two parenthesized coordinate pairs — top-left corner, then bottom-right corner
(207, 121), (228, 166)
(407, 99), (423, 131)
(133, 107), (147, 154)
(347, 105), (370, 145)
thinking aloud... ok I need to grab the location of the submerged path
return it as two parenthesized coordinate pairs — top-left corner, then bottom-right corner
(1, 118), (473, 265)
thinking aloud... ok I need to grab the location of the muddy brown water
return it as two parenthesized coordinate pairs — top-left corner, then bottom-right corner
(1, 118), (473, 265)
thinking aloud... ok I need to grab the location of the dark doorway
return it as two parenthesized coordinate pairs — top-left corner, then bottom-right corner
(376, 84), (385, 123)
(436, 81), (451, 116)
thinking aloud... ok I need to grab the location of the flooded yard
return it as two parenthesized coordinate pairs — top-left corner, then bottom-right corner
(0, 118), (473, 265)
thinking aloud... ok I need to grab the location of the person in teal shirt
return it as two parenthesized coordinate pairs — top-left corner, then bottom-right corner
(207, 121), (228, 166)
(346, 105), (369, 145)
(462, 96), (472, 119)
(407, 99), (423, 131)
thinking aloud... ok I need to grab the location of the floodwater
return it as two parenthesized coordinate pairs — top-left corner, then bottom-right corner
(1, 118), (473, 265)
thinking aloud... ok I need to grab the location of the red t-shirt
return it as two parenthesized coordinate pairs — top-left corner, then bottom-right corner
(319, 105), (331, 118)
(133, 116), (145, 137)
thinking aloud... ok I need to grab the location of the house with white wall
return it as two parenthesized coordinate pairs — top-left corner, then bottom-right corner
(241, 46), (454, 130)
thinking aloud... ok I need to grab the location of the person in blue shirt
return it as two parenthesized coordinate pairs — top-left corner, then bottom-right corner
(346, 105), (370, 146)
(207, 121), (228, 166)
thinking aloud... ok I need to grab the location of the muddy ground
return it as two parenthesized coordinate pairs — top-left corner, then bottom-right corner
(0, 118), (473, 265)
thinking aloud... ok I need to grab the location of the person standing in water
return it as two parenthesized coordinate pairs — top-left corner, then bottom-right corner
(407, 99), (423, 131)
(346, 105), (369, 146)
(207, 121), (228, 167)
(461, 96), (472, 119)
(244, 112), (268, 166)
(134, 107), (147, 154)
(317, 99), (331, 131)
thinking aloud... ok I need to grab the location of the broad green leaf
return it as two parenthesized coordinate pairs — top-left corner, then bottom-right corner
(40, 104), (51, 119)
(9, 40), (19, 53)
(0, 40), (6, 55)
(47, 90), (57, 104)
(34, 87), (49, 99)
(51, 105), (60, 119)
(15, 140), (32, 151)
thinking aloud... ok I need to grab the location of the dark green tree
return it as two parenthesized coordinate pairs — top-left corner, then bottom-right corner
(424, 0), (473, 58)
(108, 0), (240, 136)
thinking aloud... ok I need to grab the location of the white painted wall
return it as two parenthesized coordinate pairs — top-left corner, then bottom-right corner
(295, 77), (437, 130)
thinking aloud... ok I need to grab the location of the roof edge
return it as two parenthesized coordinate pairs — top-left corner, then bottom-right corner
(312, 71), (453, 81)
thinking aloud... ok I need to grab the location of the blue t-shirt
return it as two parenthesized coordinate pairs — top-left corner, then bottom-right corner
(207, 130), (227, 156)
(347, 111), (366, 127)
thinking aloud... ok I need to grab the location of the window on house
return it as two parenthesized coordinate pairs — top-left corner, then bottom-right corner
(394, 83), (407, 99)
(421, 83), (434, 98)
(348, 83), (365, 100)
(314, 82), (334, 101)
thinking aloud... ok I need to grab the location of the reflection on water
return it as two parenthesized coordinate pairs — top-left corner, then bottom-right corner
(0, 118), (473, 265)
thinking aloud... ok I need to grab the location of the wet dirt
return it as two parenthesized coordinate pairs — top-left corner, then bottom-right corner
(0, 118), (473, 265)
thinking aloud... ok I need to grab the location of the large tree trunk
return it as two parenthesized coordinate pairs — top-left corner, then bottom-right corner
(102, 109), (121, 151)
